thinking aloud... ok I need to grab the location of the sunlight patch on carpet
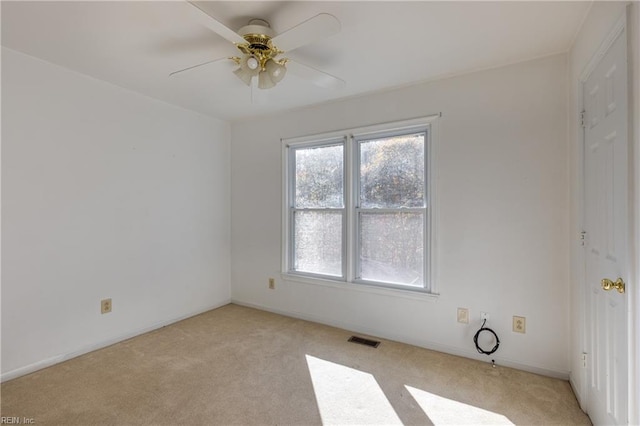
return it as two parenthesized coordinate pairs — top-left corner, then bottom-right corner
(305, 355), (402, 425)
(405, 385), (514, 425)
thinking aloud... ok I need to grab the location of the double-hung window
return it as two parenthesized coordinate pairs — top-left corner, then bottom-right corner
(283, 116), (437, 293)
(289, 139), (346, 278)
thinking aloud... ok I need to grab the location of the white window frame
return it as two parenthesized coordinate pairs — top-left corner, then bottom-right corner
(282, 115), (440, 296)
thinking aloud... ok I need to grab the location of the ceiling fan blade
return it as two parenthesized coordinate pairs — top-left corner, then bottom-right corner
(286, 60), (345, 90)
(272, 13), (340, 52)
(169, 57), (229, 77)
(186, 1), (246, 45)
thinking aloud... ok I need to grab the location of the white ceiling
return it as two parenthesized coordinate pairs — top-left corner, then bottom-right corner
(1, 1), (591, 121)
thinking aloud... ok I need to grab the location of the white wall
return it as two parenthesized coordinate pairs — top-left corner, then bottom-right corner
(1, 48), (231, 380)
(566, 1), (635, 412)
(231, 54), (570, 377)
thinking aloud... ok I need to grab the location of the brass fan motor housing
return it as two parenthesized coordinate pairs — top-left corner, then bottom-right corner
(231, 20), (286, 71)
(235, 32), (285, 71)
(243, 34), (273, 51)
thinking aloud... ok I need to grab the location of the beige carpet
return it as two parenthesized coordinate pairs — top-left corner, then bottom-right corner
(1, 304), (590, 425)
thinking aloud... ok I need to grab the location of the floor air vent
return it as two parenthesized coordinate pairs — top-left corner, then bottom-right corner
(348, 336), (380, 348)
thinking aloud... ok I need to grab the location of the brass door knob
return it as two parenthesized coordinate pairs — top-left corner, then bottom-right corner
(601, 278), (625, 294)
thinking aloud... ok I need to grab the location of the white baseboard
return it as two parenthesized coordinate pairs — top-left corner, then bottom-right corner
(231, 299), (570, 380)
(569, 372), (587, 412)
(0, 299), (231, 383)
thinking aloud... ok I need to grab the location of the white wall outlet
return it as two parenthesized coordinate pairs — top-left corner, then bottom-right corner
(101, 298), (112, 314)
(457, 308), (469, 324)
(268, 278), (275, 290)
(480, 312), (489, 322)
(513, 315), (526, 333)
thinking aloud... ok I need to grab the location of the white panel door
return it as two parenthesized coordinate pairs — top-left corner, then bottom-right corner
(583, 21), (629, 426)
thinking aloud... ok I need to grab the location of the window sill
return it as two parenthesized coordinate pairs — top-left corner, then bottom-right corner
(280, 273), (439, 303)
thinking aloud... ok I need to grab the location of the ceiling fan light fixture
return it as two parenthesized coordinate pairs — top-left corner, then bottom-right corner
(239, 55), (260, 75)
(266, 59), (287, 84)
(258, 70), (276, 90)
(233, 66), (254, 86)
(246, 56), (260, 71)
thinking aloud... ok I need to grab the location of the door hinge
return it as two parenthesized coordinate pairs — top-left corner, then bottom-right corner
(580, 110), (586, 128)
(581, 353), (588, 369)
(580, 231), (587, 246)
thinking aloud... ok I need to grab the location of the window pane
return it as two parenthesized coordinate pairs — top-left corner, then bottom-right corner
(294, 211), (342, 276)
(360, 133), (425, 208)
(360, 212), (424, 286)
(295, 144), (343, 208)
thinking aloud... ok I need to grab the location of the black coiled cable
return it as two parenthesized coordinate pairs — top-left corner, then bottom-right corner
(473, 318), (500, 355)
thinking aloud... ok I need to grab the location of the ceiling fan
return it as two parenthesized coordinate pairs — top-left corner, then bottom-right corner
(170, 2), (345, 91)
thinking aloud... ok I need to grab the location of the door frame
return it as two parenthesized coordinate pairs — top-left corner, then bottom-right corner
(576, 5), (639, 424)
(630, 4), (640, 424)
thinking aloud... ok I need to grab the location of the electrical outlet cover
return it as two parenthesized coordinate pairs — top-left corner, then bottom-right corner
(513, 316), (526, 333)
(101, 298), (112, 314)
(457, 308), (469, 324)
